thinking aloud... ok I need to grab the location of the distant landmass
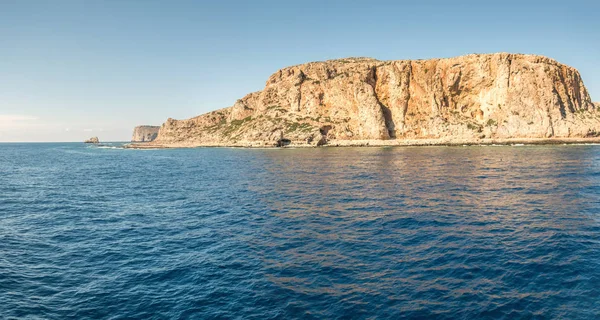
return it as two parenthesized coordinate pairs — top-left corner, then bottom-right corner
(129, 53), (600, 148)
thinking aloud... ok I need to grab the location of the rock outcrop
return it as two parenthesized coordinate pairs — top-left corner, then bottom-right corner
(84, 137), (99, 144)
(131, 125), (160, 142)
(146, 53), (600, 147)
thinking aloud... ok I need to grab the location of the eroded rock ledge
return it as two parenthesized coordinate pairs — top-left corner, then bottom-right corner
(134, 53), (600, 148)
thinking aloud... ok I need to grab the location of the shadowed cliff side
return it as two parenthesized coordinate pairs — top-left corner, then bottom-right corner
(132, 126), (160, 142)
(142, 53), (600, 148)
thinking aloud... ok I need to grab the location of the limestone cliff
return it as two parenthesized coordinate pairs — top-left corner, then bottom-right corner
(148, 53), (599, 147)
(132, 125), (160, 142)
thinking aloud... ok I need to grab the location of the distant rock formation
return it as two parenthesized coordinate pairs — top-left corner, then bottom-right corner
(131, 125), (160, 142)
(139, 53), (600, 148)
(84, 137), (100, 144)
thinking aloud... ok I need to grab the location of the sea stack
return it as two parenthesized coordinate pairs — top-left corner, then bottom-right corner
(135, 53), (600, 148)
(131, 125), (160, 142)
(84, 137), (100, 144)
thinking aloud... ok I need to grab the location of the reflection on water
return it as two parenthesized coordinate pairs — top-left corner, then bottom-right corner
(248, 146), (600, 318)
(0, 144), (599, 319)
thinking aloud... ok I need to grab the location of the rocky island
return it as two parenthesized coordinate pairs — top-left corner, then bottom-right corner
(131, 126), (160, 142)
(128, 53), (600, 148)
(84, 137), (100, 144)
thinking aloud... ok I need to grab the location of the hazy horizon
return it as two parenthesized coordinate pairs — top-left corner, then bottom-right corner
(2, 0), (599, 142)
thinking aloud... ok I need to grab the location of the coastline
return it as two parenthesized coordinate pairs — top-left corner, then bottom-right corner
(124, 137), (600, 149)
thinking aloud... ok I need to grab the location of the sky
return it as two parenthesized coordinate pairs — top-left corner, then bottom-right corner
(1, 0), (599, 142)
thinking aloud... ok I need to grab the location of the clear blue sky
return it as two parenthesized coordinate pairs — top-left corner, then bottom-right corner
(1, 0), (598, 142)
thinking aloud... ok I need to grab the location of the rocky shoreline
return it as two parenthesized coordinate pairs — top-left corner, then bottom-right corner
(125, 137), (600, 149)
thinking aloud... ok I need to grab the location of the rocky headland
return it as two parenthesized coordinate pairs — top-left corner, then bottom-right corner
(131, 126), (160, 142)
(128, 53), (600, 148)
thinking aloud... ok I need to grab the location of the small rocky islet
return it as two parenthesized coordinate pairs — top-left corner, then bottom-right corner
(128, 53), (600, 148)
(84, 137), (100, 144)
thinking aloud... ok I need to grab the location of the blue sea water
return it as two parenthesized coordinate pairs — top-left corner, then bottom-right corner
(1, 143), (599, 319)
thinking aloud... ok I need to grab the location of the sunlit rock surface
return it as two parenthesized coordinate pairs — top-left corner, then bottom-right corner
(146, 53), (600, 147)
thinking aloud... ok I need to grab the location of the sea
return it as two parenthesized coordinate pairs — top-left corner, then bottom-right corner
(1, 143), (599, 319)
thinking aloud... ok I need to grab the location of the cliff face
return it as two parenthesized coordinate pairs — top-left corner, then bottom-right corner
(152, 53), (599, 147)
(132, 126), (160, 142)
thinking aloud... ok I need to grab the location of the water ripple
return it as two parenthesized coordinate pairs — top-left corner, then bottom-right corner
(0, 143), (599, 319)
